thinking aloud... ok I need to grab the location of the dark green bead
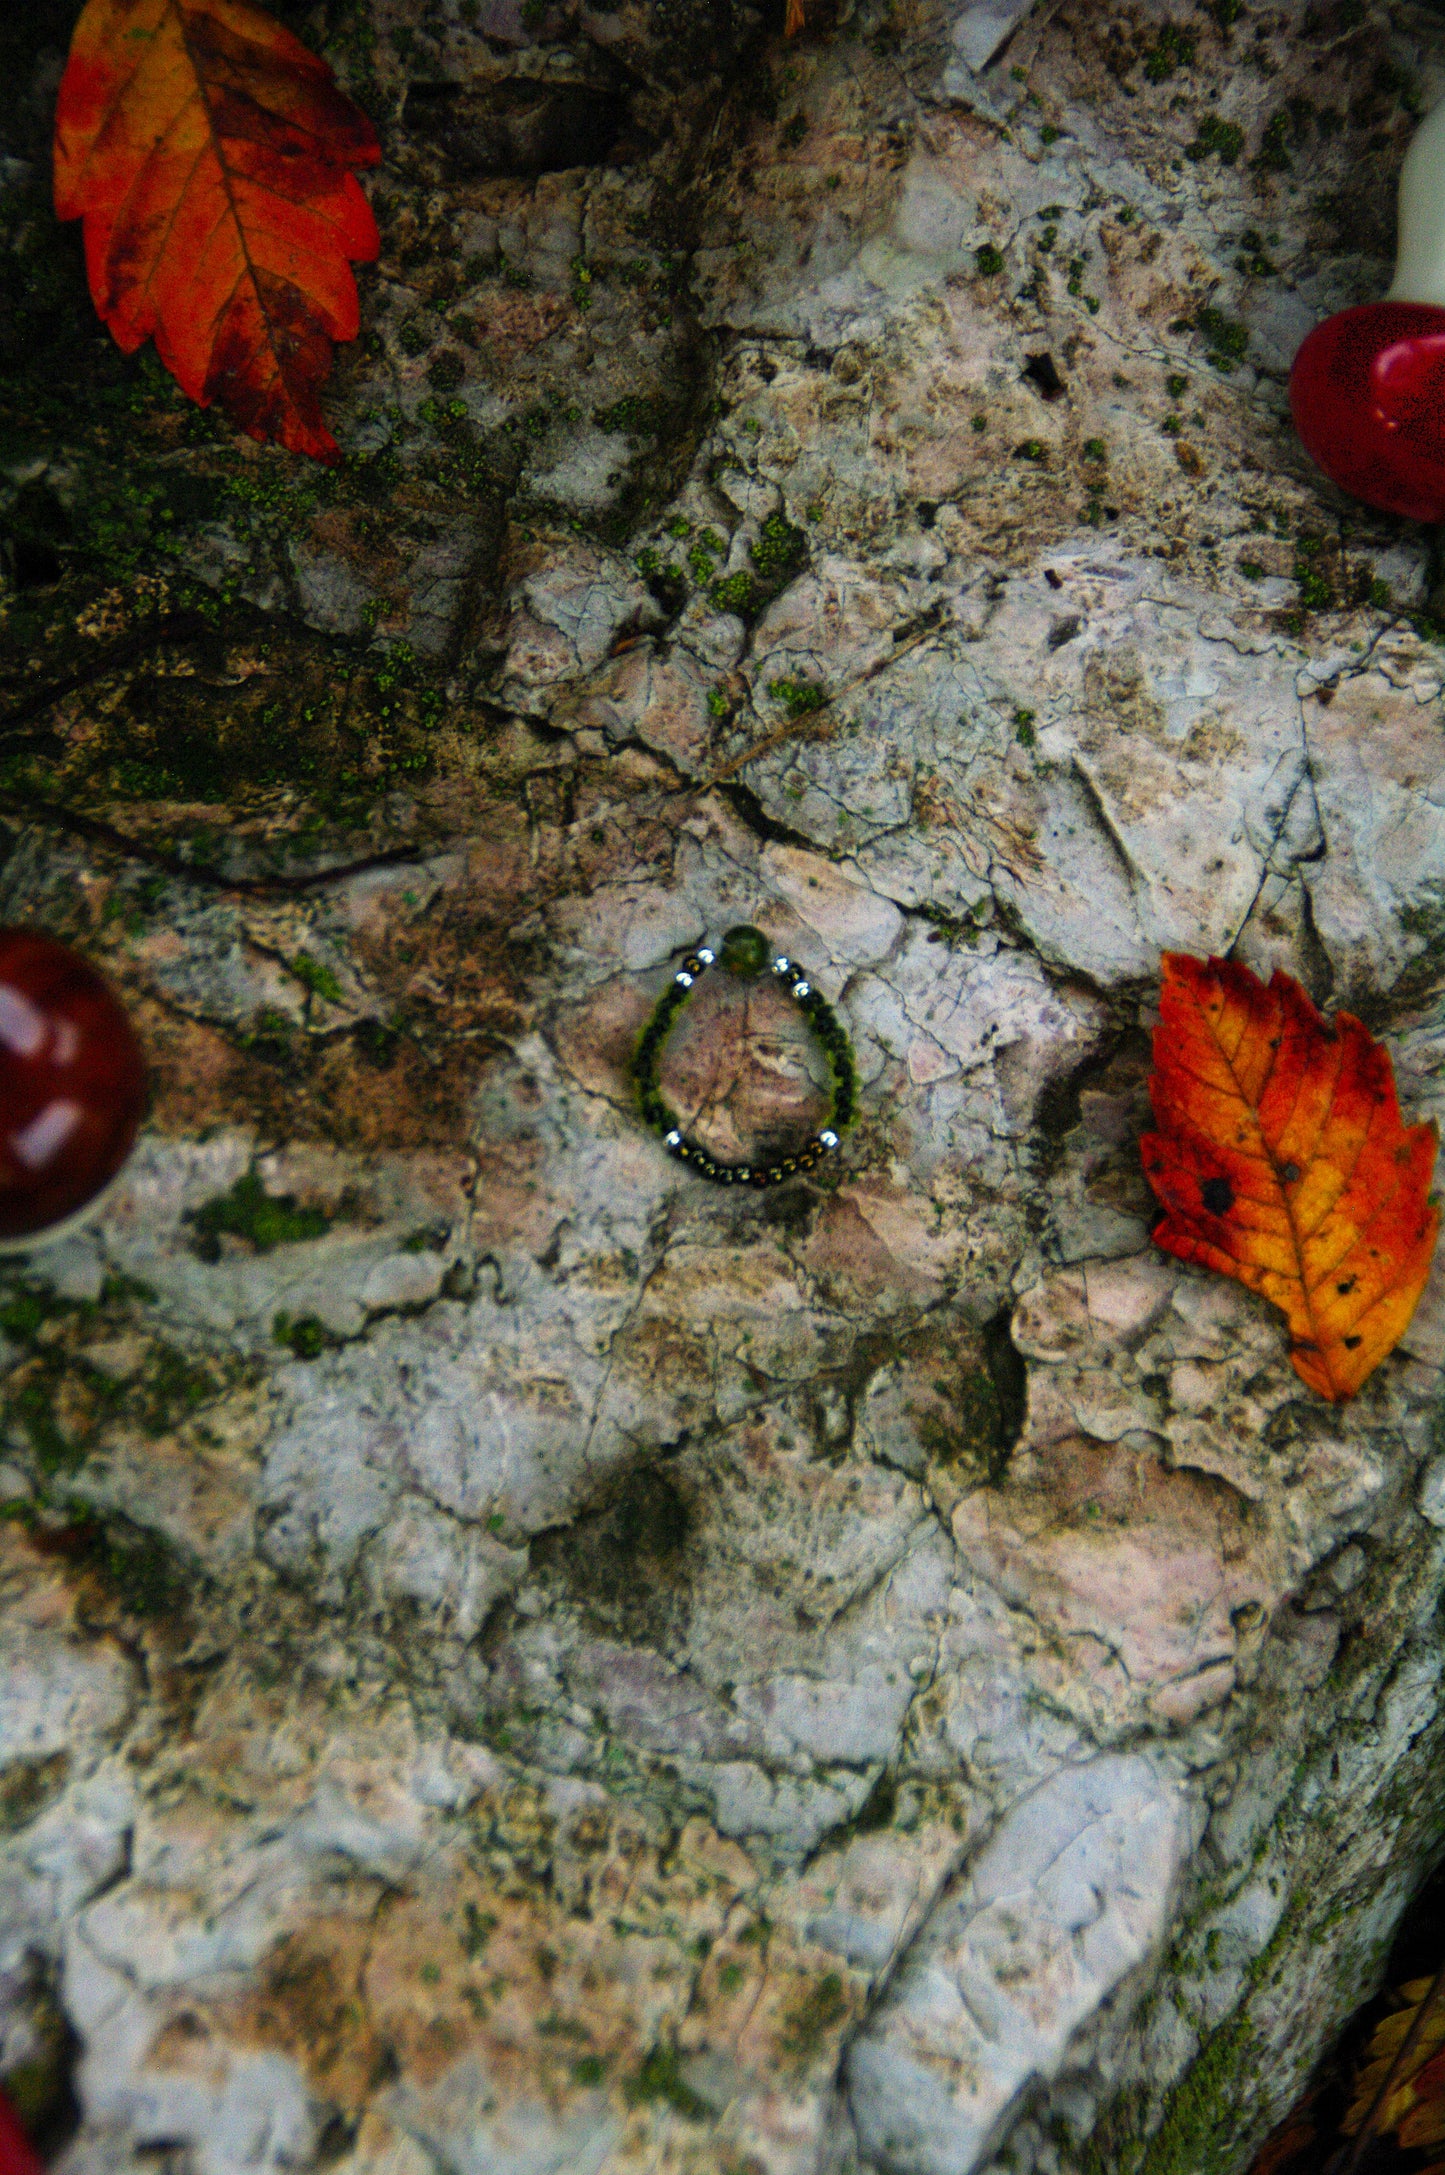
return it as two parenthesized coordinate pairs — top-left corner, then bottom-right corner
(720, 925), (772, 978)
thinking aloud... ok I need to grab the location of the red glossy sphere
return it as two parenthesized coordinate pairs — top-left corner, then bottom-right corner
(1290, 300), (1445, 522)
(0, 929), (146, 1242)
(0, 2088), (43, 2175)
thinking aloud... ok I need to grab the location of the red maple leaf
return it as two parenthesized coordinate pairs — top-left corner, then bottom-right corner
(1142, 953), (1440, 1401)
(54, 0), (380, 462)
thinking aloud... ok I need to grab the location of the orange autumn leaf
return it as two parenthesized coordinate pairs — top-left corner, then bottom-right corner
(1345, 1976), (1445, 2146)
(53, 0), (380, 462)
(1142, 953), (1439, 1401)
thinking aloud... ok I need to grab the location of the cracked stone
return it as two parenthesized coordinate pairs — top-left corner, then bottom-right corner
(4, 0), (1445, 2170)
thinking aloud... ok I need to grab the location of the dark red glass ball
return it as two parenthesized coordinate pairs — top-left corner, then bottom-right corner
(0, 929), (146, 1242)
(0, 2087), (43, 2175)
(1290, 300), (1445, 522)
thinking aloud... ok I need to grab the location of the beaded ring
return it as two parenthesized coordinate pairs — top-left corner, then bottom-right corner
(633, 924), (858, 1187)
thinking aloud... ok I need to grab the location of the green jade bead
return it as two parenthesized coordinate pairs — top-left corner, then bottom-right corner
(719, 925), (773, 978)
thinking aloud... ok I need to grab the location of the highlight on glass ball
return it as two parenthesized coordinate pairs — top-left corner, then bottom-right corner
(0, 929), (147, 1244)
(1291, 98), (1445, 521)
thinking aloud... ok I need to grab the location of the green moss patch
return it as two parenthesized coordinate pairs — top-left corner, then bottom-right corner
(1195, 306), (1249, 372)
(768, 677), (827, 717)
(0, 1751), (69, 1835)
(188, 1170), (331, 1259)
(779, 1972), (850, 2062)
(625, 2043), (715, 2121)
(1142, 23), (1196, 79)
(750, 511), (808, 586)
(4, 1499), (186, 1621)
(0, 1274), (229, 1478)
(1187, 116), (1244, 164)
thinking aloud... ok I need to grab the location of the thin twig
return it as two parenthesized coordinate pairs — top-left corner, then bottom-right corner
(703, 607), (945, 788)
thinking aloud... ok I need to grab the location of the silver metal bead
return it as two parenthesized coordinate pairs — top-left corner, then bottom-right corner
(665, 1129), (682, 1146)
(820, 1129), (839, 1149)
(794, 980), (811, 998)
(697, 947), (716, 965)
(772, 956), (790, 974)
(675, 971), (695, 988)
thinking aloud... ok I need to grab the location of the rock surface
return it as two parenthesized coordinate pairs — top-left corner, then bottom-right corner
(3, 0), (1445, 2171)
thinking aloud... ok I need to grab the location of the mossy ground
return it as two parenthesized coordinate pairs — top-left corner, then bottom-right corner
(0, 0), (783, 888)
